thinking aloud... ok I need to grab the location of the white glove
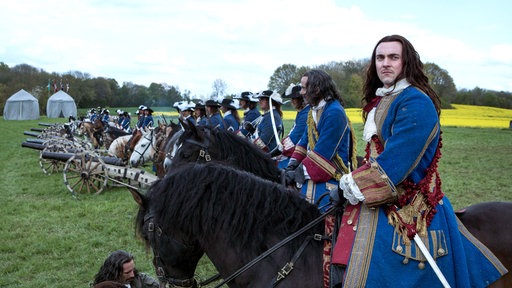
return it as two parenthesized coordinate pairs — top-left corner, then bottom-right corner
(339, 174), (365, 205)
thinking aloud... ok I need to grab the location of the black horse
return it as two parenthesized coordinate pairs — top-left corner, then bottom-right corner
(132, 162), (511, 287)
(166, 121), (282, 183)
(132, 162), (325, 287)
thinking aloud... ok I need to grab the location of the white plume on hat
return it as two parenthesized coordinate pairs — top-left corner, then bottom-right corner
(231, 99), (240, 109)
(257, 90), (283, 104)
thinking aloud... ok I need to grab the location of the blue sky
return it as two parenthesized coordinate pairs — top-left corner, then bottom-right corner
(1, 0), (511, 98)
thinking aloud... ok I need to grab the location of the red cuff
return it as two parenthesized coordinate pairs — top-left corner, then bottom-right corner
(302, 151), (337, 183)
(290, 145), (306, 162)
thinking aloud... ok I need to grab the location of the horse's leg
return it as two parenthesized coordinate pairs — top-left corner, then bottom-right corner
(456, 202), (512, 287)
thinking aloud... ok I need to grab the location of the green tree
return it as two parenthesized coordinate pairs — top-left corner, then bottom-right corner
(268, 64), (302, 94)
(424, 62), (457, 108)
(148, 83), (166, 107)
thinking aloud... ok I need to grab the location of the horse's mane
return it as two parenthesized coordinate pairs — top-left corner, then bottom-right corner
(188, 125), (282, 182)
(138, 162), (322, 255)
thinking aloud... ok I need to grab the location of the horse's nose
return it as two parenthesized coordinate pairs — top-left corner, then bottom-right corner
(130, 159), (139, 167)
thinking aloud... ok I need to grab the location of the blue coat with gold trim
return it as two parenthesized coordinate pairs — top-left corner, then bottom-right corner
(292, 99), (352, 208)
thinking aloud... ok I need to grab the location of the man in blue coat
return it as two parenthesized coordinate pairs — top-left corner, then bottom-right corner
(205, 99), (225, 130)
(251, 90), (284, 156)
(220, 98), (240, 132)
(278, 83), (310, 169)
(331, 34), (506, 288)
(235, 91), (261, 137)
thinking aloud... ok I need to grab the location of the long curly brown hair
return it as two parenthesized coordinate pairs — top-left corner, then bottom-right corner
(362, 35), (440, 120)
(303, 69), (344, 107)
(92, 250), (138, 285)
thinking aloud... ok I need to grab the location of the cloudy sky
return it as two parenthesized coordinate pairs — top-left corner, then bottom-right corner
(1, 0), (511, 98)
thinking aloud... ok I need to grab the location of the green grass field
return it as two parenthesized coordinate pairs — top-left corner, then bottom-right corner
(1, 113), (511, 287)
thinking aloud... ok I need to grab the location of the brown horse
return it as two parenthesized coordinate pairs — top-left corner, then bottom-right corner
(456, 202), (512, 287)
(153, 120), (181, 178)
(78, 118), (104, 148)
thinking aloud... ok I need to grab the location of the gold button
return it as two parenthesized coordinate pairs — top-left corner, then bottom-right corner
(438, 248), (445, 256)
(381, 174), (387, 179)
(402, 258), (409, 265)
(396, 245), (403, 253)
(418, 262), (425, 269)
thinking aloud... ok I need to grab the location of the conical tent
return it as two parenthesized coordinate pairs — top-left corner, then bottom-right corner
(46, 90), (77, 118)
(3, 89), (40, 120)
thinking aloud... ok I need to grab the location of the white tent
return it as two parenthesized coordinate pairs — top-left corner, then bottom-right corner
(46, 90), (77, 118)
(3, 89), (40, 120)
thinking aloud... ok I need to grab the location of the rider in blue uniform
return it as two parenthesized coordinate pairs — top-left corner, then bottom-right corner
(194, 101), (208, 126)
(251, 90), (283, 156)
(285, 69), (356, 210)
(140, 106), (154, 129)
(220, 98), (240, 132)
(278, 83), (310, 169)
(101, 109), (110, 126)
(205, 99), (225, 130)
(234, 91), (261, 137)
(181, 102), (196, 126)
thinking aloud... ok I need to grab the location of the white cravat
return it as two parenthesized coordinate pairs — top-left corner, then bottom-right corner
(363, 79), (411, 142)
(311, 99), (326, 124)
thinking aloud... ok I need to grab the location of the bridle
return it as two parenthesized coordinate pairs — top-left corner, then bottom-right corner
(143, 197), (336, 288)
(131, 129), (158, 165)
(143, 212), (199, 288)
(178, 128), (213, 163)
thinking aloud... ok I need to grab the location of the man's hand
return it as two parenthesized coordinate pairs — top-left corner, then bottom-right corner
(284, 163), (305, 188)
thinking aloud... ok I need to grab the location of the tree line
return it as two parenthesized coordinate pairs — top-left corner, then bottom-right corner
(1, 60), (511, 117)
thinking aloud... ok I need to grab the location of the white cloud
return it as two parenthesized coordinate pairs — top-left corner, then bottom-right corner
(1, 0), (511, 95)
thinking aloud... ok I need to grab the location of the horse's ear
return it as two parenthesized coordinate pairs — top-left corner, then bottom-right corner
(128, 187), (146, 208)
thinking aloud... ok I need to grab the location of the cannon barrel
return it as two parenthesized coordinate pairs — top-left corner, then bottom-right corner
(25, 138), (45, 144)
(24, 131), (41, 137)
(30, 128), (45, 132)
(38, 122), (58, 127)
(40, 151), (125, 166)
(21, 141), (46, 150)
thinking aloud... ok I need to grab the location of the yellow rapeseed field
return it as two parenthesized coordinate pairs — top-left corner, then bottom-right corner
(158, 104), (512, 129)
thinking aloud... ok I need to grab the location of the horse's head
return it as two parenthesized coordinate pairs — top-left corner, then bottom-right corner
(130, 187), (204, 288)
(129, 127), (157, 167)
(167, 120), (216, 169)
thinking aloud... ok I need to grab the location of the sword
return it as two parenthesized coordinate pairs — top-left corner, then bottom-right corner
(267, 93), (283, 152)
(413, 234), (451, 288)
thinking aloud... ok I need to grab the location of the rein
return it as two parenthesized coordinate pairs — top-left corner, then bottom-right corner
(213, 205), (336, 288)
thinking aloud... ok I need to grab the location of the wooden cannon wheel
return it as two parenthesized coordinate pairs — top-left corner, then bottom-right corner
(63, 152), (108, 197)
(39, 140), (70, 175)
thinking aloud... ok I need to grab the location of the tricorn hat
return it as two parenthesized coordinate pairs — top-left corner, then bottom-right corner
(194, 101), (205, 110)
(220, 98), (239, 110)
(257, 90), (283, 104)
(234, 91), (259, 103)
(205, 99), (221, 107)
(142, 106), (154, 114)
(283, 83), (302, 99)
